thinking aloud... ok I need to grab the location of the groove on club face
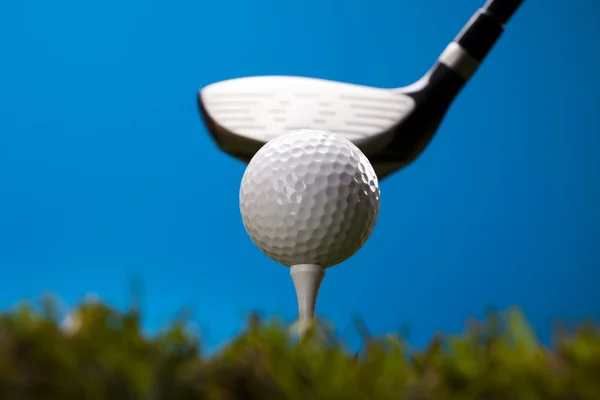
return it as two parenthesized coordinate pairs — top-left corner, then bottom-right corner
(198, 0), (524, 179)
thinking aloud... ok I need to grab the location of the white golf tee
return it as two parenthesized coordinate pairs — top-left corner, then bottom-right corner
(290, 264), (325, 338)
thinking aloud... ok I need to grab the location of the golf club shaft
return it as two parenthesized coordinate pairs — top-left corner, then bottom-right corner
(412, 0), (523, 98)
(454, 0), (523, 63)
(380, 0), (523, 170)
(411, 0), (523, 95)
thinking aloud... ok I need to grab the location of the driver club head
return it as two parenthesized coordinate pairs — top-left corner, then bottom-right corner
(198, 0), (523, 180)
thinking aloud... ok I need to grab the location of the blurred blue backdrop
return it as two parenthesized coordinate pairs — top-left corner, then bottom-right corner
(0, 0), (599, 350)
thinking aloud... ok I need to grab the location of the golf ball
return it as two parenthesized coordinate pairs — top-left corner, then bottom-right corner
(239, 129), (380, 268)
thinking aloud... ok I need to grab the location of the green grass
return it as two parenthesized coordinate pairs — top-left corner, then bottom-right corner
(0, 295), (598, 399)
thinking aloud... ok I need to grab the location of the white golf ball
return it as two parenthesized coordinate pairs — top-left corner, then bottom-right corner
(239, 129), (380, 268)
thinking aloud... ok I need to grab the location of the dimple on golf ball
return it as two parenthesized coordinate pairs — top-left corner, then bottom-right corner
(239, 129), (380, 268)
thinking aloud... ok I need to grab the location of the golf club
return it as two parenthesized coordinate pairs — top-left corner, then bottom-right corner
(198, 0), (523, 179)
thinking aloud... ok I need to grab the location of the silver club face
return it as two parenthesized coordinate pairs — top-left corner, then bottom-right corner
(200, 76), (415, 145)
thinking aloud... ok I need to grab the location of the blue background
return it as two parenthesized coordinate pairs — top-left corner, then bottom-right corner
(1, 0), (598, 350)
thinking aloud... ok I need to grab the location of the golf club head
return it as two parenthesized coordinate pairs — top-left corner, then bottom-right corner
(198, 0), (523, 179)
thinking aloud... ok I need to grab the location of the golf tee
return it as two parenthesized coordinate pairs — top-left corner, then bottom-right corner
(290, 264), (325, 334)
